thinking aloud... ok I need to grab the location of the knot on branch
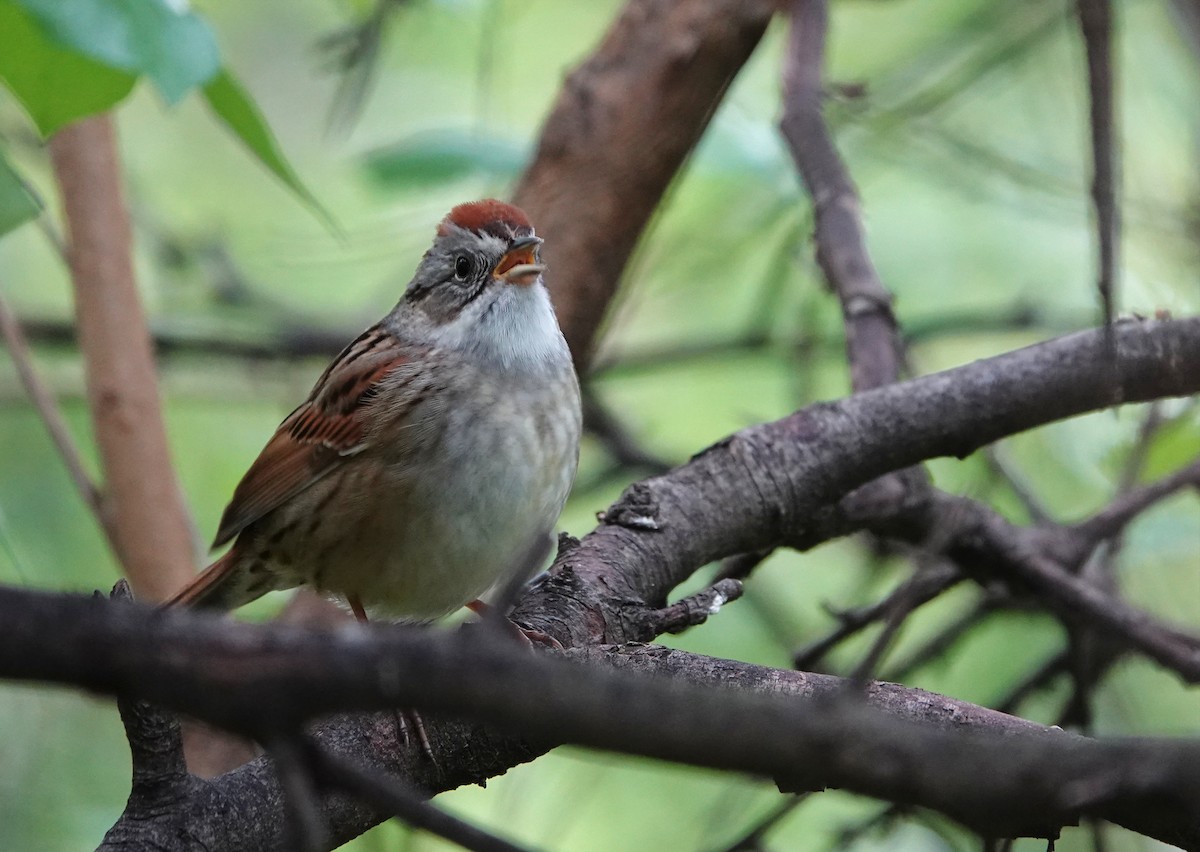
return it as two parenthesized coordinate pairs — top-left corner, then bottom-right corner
(599, 482), (662, 531)
(555, 532), (581, 559)
(842, 293), (895, 320)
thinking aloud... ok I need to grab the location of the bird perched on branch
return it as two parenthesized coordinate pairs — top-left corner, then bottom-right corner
(168, 200), (581, 624)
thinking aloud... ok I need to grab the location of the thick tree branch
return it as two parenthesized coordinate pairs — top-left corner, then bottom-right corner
(0, 590), (1198, 848)
(512, 318), (1200, 648)
(513, 0), (777, 369)
(48, 115), (196, 600)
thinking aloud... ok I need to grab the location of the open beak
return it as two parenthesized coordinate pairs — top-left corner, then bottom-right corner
(494, 235), (545, 286)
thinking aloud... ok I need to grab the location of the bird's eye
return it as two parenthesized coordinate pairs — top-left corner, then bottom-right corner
(453, 255), (473, 281)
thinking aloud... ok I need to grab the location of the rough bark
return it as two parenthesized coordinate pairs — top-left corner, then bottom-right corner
(0, 589), (1197, 849)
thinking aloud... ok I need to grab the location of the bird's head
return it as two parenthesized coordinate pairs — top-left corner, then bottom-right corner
(395, 200), (564, 367)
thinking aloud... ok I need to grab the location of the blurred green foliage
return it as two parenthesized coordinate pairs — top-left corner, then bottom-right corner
(0, 0), (136, 136)
(0, 0), (1198, 850)
(17, 0), (221, 104)
(0, 0), (316, 227)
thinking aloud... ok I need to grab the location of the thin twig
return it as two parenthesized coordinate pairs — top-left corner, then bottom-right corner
(305, 739), (532, 852)
(267, 737), (328, 852)
(995, 651), (1070, 715)
(882, 589), (1013, 683)
(0, 292), (117, 550)
(1071, 455), (1200, 545)
(846, 589), (918, 684)
(793, 563), (961, 671)
(1076, 0), (1120, 335)
(1057, 404), (1166, 730)
(718, 795), (809, 852)
(834, 804), (908, 850)
(847, 509), (973, 682)
(1118, 403), (1164, 492)
(983, 446), (1053, 525)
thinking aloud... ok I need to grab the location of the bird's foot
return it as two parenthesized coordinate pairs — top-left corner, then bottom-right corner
(349, 595), (437, 762)
(466, 599), (564, 650)
(394, 708), (436, 763)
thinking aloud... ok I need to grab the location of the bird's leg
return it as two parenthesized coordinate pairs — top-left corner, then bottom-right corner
(466, 599), (565, 651)
(348, 594), (435, 762)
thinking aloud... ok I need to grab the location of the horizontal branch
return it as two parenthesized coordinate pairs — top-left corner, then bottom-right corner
(1, 588), (1198, 848)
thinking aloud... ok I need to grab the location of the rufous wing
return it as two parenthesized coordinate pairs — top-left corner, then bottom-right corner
(211, 325), (423, 547)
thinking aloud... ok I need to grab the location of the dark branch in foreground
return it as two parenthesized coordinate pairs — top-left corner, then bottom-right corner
(1, 589), (1198, 849)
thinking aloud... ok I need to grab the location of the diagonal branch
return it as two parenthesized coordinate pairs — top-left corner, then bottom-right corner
(305, 740), (531, 852)
(792, 562), (962, 671)
(1071, 456), (1200, 544)
(513, 317), (1200, 647)
(974, 501), (1200, 680)
(0, 291), (117, 550)
(780, 0), (905, 392)
(513, 0), (777, 370)
(857, 484), (1200, 683)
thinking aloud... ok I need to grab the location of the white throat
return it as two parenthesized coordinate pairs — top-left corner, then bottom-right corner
(432, 281), (567, 372)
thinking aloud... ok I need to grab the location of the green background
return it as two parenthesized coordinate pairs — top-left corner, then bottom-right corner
(1, 0), (1198, 849)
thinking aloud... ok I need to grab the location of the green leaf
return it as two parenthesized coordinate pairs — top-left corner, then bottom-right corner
(0, 150), (42, 238)
(14, 0), (220, 103)
(202, 68), (334, 230)
(363, 130), (527, 189)
(0, 0), (137, 135)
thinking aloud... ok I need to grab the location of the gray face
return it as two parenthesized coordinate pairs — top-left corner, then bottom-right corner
(403, 224), (539, 328)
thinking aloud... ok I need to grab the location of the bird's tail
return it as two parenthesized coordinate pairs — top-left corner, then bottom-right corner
(164, 550), (242, 610)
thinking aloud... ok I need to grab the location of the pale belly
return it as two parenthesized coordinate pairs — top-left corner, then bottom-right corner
(291, 371), (580, 619)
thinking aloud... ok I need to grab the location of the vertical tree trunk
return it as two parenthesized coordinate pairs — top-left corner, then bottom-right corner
(49, 114), (196, 601)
